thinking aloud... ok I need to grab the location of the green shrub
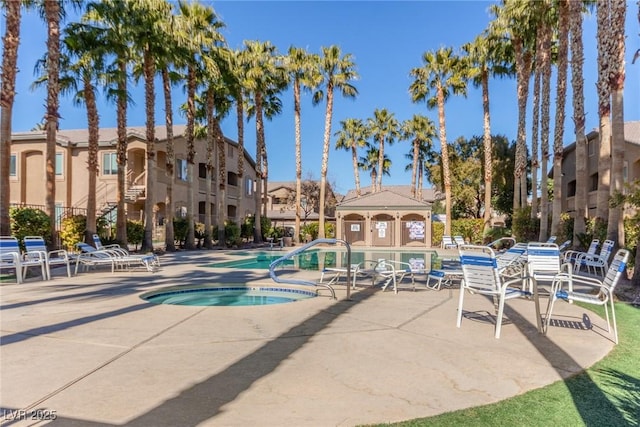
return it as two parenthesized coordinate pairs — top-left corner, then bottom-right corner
(301, 223), (319, 241)
(483, 226), (511, 244)
(225, 221), (241, 247)
(173, 217), (188, 248)
(512, 207), (540, 242)
(325, 222), (335, 238)
(126, 220), (144, 250)
(556, 213), (574, 246)
(577, 217), (608, 250)
(451, 218), (484, 244)
(9, 207), (52, 250)
(431, 221), (444, 247)
(240, 217), (253, 241)
(60, 215), (86, 251)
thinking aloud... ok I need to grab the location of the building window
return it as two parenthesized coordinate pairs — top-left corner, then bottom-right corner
(589, 173), (599, 192)
(55, 152), (64, 176)
(588, 140), (595, 157)
(102, 152), (117, 175)
(228, 171), (238, 186)
(228, 144), (234, 158)
(567, 180), (576, 197)
(10, 154), (17, 177)
(245, 178), (254, 196)
(198, 163), (207, 179)
(227, 204), (237, 218)
(176, 159), (188, 181)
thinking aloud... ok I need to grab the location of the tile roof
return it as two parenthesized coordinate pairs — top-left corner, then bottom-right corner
(338, 189), (432, 209)
(342, 185), (441, 203)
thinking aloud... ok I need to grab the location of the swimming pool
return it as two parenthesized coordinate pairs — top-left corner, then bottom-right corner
(141, 286), (316, 306)
(207, 249), (440, 271)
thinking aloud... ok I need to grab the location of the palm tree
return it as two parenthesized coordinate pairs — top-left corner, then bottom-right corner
(175, 0), (224, 249)
(286, 46), (321, 243)
(60, 22), (106, 244)
(595, 0), (612, 223)
(358, 145), (391, 189)
(84, 0), (135, 246)
(0, 0), (23, 235)
(242, 40), (287, 242)
(409, 46), (467, 236)
(315, 45), (358, 238)
(608, 0), (627, 245)
(462, 32), (510, 235)
(335, 118), (369, 198)
(44, 0), (62, 239)
(129, 0), (173, 253)
(569, 0), (588, 244)
(367, 108), (400, 192)
(550, 0), (570, 236)
(400, 114), (436, 199)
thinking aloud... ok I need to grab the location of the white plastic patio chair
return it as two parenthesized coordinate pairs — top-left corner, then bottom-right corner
(453, 235), (466, 247)
(358, 258), (416, 293)
(526, 242), (573, 293)
(1, 236), (23, 284)
(24, 236), (72, 279)
(441, 235), (456, 249)
(457, 245), (530, 339)
(563, 239), (599, 267)
(544, 248), (629, 344)
(575, 239), (615, 277)
(91, 234), (160, 270)
(1, 236), (48, 281)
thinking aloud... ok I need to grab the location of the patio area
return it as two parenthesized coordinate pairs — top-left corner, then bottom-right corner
(0, 249), (614, 426)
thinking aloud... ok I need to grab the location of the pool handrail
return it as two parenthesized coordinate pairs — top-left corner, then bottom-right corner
(268, 238), (352, 300)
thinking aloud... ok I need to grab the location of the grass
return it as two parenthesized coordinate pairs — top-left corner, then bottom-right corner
(380, 301), (640, 427)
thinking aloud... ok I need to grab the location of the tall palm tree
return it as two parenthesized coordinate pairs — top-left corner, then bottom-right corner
(607, 0), (627, 245)
(595, 0), (612, 223)
(367, 108), (400, 192)
(462, 32), (511, 235)
(0, 0), (23, 235)
(400, 114), (436, 199)
(286, 46), (320, 243)
(60, 22), (106, 244)
(242, 40), (287, 242)
(314, 45), (358, 238)
(335, 118), (369, 198)
(228, 48), (248, 182)
(550, 0), (570, 236)
(84, 0), (135, 246)
(44, 0), (62, 239)
(175, 0), (224, 249)
(569, 0), (588, 244)
(409, 46), (467, 236)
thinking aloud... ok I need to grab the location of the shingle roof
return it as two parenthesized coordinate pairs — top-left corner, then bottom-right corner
(342, 185), (441, 203)
(338, 189), (431, 209)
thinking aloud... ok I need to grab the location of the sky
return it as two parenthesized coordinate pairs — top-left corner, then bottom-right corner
(7, 1), (640, 195)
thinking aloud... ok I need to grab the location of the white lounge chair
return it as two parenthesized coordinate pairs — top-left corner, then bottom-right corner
(358, 258), (416, 293)
(544, 248), (629, 344)
(1, 236), (48, 282)
(453, 235), (466, 247)
(1, 236), (24, 283)
(575, 239), (615, 277)
(441, 235), (456, 249)
(91, 234), (160, 270)
(23, 236), (72, 279)
(563, 239), (599, 266)
(457, 245), (530, 339)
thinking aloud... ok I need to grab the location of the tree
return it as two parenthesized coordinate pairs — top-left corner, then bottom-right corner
(358, 145), (391, 190)
(550, 0), (570, 236)
(315, 45), (358, 238)
(335, 118), (369, 198)
(285, 46), (320, 244)
(607, 0), (627, 245)
(400, 114), (436, 199)
(367, 108), (400, 192)
(242, 40), (287, 243)
(409, 46), (467, 236)
(462, 31), (511, 234)
(569, 0), (588, 244)
(0, 0), (22, 236)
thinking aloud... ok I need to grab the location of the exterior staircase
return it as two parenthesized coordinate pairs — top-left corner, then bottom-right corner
(125, 185), (145, 202)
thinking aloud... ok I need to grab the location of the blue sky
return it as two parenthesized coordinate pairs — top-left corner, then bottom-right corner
(9, 1), (640, 194)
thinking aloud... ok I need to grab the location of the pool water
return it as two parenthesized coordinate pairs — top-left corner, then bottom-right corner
(207, 249), (440, 271)
(142, 286), (316, 306)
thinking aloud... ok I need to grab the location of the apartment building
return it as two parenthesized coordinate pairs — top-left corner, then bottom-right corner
(9, 125), (258, 231)
(558, 121), (640, 217)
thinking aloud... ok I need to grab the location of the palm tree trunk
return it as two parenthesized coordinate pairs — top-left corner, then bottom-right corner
(116, 60), (128, 246)
(185, 65), (196, 250)
(215, 118), (227, 247)
(162, 68), (176, 251)
(45, 0), (61, 239)
(142, 51), (155, 252)
(551, 0), (569, 236)
(570, 0), (588, 243)
(84, 75), (99, 243)
(377, 137), (384, 192)
(481, 71), (492, 235)
(0, 0), (21, 235)
(530, 60), (541, 221)
(437, 87), (453, 237)
(294, 79), (302, 244)
(205, 90), (214, 249)
(236, 94), (245, 179)
(411, 140), (418, 199)
(319, 84), (335, 239)
(254, 91), (264, 243)
(596, 0), (612, 223)
(607, 0), (626, 245)
(513, 39), (531, 212)
(352, 147), (361, 197)
(539, 21), (552, 241)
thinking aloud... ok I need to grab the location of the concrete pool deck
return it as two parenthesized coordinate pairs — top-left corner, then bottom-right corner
(0, 248), (614, 426)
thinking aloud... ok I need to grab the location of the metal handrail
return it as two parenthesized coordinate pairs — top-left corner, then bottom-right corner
(268, 238), (352, 300)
